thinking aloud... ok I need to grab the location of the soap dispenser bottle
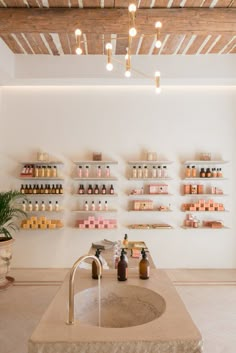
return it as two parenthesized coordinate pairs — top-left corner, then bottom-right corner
(139, 250), (150, 280)
(123, 233), (129, 247)
(92, 249), (103, 280)
(117, 252), (128, 281)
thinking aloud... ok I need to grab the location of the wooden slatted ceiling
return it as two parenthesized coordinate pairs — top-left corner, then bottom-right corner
(0, 3), (235, 55)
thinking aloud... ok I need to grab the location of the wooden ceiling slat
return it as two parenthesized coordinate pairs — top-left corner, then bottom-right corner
(67, 32), (77, 54)
(70, 0), (79, 7)
(86, 33), (103, 54)
(1, 34), (24, 53)
(215, 0), (233, 6)
(152, 1), (169, 7)
(104, 0), (115, 6)
(209, 34), (233, 52)
(221, 36), (236, 52)
(114, 0), (129, 7)
(15, 33), (34, 53)
(83, 0), (100, 6)
(33, 33), (50, 54)
(130, 36), (140, 54)
(27, 0), (40, 7)
(59, 33), (71, 54)
(184, 0), (203, 6)
(139, 0), (153, 8)
(186, 34), (209, 54)
(171, 0), (184, 7)
(199, 34), (219, 53)
(115, 34), (128, 54)
(44, 33), (60, 55)
(201, 0), (213, 7)
(48, 0), (69, 6)
(176, 34), (192, 54)
(229, 45), (236, 52)
(1, 8), (236, 34)
(138, 35), (154, 54)
(24, 33), (42, 53)
(161, 34), (185, 54)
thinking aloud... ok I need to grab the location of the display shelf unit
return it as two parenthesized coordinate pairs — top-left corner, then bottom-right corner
(128, 209), (172, 212)
(181, 194), (227, 197)
(73, 160), (118, 165)
(21, 161), (64, 165)
(73, 227), (118, 230)
(19, 177), (64, 181)
(181, 210), (229, 213)
(128, 177), (172, 181)
(21, 194), (64, 197)
(183, 177), (227, 181)
(26, 210), (64, 214)
(181, 226), (230, 230)
(73, 193), (118, 197)
(128, 224), (173, 229)
(72, 210), (117, 213)
(183, 160), (229, 165)
(128, 160), (173, 165)
(128, 193), (172, 197)
(72, 177), (117, 181)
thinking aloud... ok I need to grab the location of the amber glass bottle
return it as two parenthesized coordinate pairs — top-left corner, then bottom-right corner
(139, 250), (150, 280)
(92, 249), (103, 280)
(117, 253), (128, 281)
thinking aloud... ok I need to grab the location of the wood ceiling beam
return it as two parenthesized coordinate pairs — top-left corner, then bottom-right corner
(0, 8), (236, 34)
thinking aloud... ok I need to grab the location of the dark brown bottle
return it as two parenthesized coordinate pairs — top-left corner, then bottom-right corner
(139, 250), (150, 280)
(92, 249), (103, 279)
(20, 184), (25, 194)
(117, 253), (128, 281)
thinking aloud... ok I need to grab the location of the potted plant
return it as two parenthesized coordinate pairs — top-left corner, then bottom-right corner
(0, 190), (26, 289)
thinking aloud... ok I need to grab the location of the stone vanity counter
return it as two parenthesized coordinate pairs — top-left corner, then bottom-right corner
(28, 270), (203, 353)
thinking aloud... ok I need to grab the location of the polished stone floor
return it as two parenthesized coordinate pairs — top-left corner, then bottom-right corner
(1, 269), (236, 353)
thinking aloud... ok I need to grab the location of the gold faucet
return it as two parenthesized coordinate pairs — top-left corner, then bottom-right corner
(67, 254), (102, 325)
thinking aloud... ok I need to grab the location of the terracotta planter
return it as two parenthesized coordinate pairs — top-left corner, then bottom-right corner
(0, 238), (15, 289)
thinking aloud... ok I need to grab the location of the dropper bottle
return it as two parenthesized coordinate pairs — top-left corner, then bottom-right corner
(92, 249), (103, 279)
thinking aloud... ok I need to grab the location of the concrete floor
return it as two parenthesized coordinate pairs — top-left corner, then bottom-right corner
(1, 269), (236, 353)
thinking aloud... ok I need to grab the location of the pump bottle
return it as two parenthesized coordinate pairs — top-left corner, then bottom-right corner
(117, 252), (128, 281)
(139, 250), (150, 280)
(92, 249), (103, 279)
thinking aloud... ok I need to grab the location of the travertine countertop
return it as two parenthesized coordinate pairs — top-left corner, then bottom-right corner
(28, 269), (203, 353)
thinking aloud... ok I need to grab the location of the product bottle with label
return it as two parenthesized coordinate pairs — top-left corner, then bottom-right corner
(117, 252), (128, 281)
(143, 166), (148, 178)
(48, 201), (53, 211)
(152, 166), (157, 178)
(110, 184), (114, 194)
(41, 201), (46, 211)
(28, 201), (33, 212)
(132, 166), (137, 178)
(91, 201), (95, 211)
(34, 201), (39, 212)
(22, 201), (26, 212)
(185, 165), (191, 178)
(84, 201), (89, 211)
(192, 166), (197, 178)
(92, 249), (103, 279)
(139, 250), (150, 280)
(123, 233), (128, 247)
(94, 184), (99, 194)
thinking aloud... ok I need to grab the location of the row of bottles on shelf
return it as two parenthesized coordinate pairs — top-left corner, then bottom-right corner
(131, 165), (168, 179)
(83, 200), (109, 211)
(20, 165), (59, 178)
(20, 184), (63, 195)
(22, 200), (60, 212)
(78, 184), (115, 195)
(183, 184), (224, 195)
(185, 166), (223, 178)
(77, 165), (111, 178)
(183, 214), (224, 229)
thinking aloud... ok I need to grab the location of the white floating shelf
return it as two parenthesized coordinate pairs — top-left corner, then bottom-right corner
(184, 160), (229, 165)
(128, 177), (172, 181)
(73, 193), (118, 197)
(72, 177), (117, 181)
(72, 210), (117, 213)
(73, 161), (118, 165)
(19, 177), (64, 181)
(128, 160), (173, 165)
(181, 226), (230, 230)
(21, 161), (64, 165)
(26, 210), (64, 214)
(183, 178), (227, 181)
(128, 225), (173, 230)
(181, 210), (229, 213)
(22, 194), (64, 197)
(182, 194), (227, 197)
(128, 210), (172, 212)
(74, 227), (118, 230)
(128, 193), (172, 197)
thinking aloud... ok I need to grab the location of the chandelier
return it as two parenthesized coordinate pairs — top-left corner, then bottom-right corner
(74, 3), (162, 94)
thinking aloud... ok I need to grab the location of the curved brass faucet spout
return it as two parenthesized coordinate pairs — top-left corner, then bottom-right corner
(67, 255), (102, 325)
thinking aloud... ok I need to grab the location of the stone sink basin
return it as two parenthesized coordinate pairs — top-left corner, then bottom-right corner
(74, 284), (166, 328)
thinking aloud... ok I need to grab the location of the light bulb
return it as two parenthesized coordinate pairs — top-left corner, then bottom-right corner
(125, 53), (129, 60)
(129, 27), (137, 37)
(128, 3), (137, 12)
(155, 40), (162, 49)
(75, 28), (82, 36)
(155, 71), (160, 78)
(155, 87), (161, 94)
(155, 21), (162, 29)
(125, 70), (131, 78)
(75, 47), (82, 55)
(106, 63), (113, 71)
(105, 43), (112, 50)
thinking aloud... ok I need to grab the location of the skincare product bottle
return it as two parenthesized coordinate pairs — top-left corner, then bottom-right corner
(48, 201), (53, 212)
(132, 166), (137, 178)
(91, 201), (95, 211)
(185, 166), (191, 178)
(143, 166), (148, 178)
(94, 184), (99, 194)
(104, 201), (108, 211)
(87, 185), (93, 194)
(106, 166), (110, 177)
(34, 201), (39, 212)
(92, 249), (103, 279)
(152, 166), (157, 178)
(123, 233), (128, 247)
(22, 201), (26, 212)
(55, 201), (59, 211)
(84, 201), (89, 211)
(85, 166), (89, 178)
(102, 184), (106, 194)
(28, 201), (33, 212)
(98, 201), (102, 211)
(191, 166), (196, 178)
(162, 165), (168, 178)
(117, 252), (128, 281)
(138, 166), (143, 178)
(139, 250), (150, 280)
(110, 184), (114, 194)
(200, 168), (206, 178)
(78, 166), (82, 178)
(157, 166), (162, 178)
(20, 184), (25, 194)
(52, 166), (57, 177)
(97, 166), (102, 178)
(41, 201), (46, 211)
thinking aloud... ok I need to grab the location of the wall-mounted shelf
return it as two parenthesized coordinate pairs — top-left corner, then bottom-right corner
(181, 210), (229, 213)
(74, 227), (118, 230)
(182, 194), (227, 197)
(73, 193), (118, 197)
(183, 178), (227, 181)
(72, 210), (117, 213)
(181, 226), (230, 230)
(26, 210), (64, 214)
(21, 161), (63, 165)
(128, 193), (172, 197)
(19, 177), (64, 181)
(128, 224), (173, 229)
(73, 160), (118, 165)
(128, 210), (172, 212)
(128, 177), (172, 181)
(128, 160), (173, 165)
(184, 160), (228, 165)
(72, 177), (117, 181)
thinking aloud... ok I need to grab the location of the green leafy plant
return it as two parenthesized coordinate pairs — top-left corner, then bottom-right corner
(0, 191), (27, 241)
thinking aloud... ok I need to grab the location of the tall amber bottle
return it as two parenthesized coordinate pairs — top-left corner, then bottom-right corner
(139, 250), (150, 280)
(92, 249), (103, 280)
(117, 253), (128, 281)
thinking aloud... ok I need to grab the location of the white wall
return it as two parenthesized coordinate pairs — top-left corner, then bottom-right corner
(1, 85), (236, 268)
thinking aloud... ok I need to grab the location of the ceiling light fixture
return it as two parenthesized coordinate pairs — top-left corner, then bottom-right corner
(75, 28), (82, 55)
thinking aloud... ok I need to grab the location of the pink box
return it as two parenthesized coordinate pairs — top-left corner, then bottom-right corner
(98, 225), (104, 229)
(190, 206), (196, 211)
(79, 224), (85, 229)
(84, 220), (89, 225)
(89, 224), (95, 229)
(88, 216), (95, 222)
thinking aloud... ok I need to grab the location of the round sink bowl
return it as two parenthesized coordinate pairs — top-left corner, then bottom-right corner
(74, 284), (166, 328)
